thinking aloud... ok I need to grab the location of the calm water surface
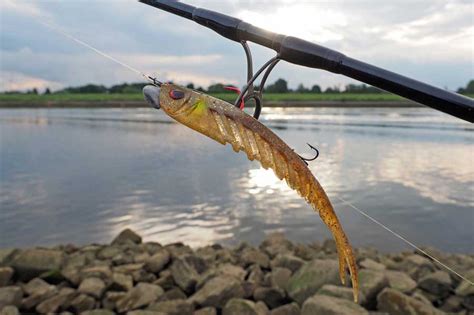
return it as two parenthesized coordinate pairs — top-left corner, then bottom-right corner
(0, 107), (473, 252)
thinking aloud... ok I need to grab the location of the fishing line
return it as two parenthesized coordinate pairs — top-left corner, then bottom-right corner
(336, 195), (474, 286)
(36, 19), (160, 85)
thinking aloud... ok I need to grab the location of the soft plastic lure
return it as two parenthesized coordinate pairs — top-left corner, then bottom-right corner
(143, 83), (359, 302)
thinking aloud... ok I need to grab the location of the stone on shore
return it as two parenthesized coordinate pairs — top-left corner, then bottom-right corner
(269, 302), (300, 315)
(377, 288), (444, 315)
(385, 270), (417, 293)
(253, 286), (286, 309)
(7, 249), (64, 281)
(286, 259), (340, 304)
(418, 271), (452, 297)
(269, 267), (292, 291)
(222, 298), (267, 315)
(35, 287), (75, 313)
(358, 269), (388, 307)
(78, 277), (106, 299)
(0, 306), (19, 315)
(112, 229), (142, 245)
(301, 294), (369, 315)
(148, 299), (194, 315)
(0, 268), (14, 287)
(317, 284), (356, 301)
(170, 258), (199, 294)
(193, 306), (217, 315)
(271, 254), (305, 273)
(0, 286), (23, 309)
(145, 250), (171, 274)
(116, 283), (164, 312)
(359, 258), (386, 271)
(189, 276), (244, 308)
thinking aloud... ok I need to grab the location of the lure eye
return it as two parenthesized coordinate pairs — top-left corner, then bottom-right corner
(169, 89), (185, 100)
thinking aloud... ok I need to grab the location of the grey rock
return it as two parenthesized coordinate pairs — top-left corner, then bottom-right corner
(377, 288), (444, 315)
(134, 252), (151, 264)
(271, 255), (305, 273)
(78, 277), (106, 299)
(183, 255), (208, 274)
(154, 270), (175, 291)
(36, 287), (75, 314)
(145, 250), (171, 274)
(286, 259), (340, 304)
(0, 286), (22, 309)
(22, 278), (57, 309)
(112, 229), (142, 245)
(317, 284), (356, 301)
(127, 311), (166, 315)
(193, 307), (217, 315)
(440, 295), (463, 313)
(322, 239), (337, 253)
(293, 244), (316, 261)
(196, 264), (246, 290)
(418, 271), (452, 297)
(260, 233), (294, 258)
(81, 265), (113, 281)
(159, 287), (187, 301)
(148, 299), (194, 315)
(269, 268), (291, 291)
(455, 272), (474, 297)
(165, 243), (193, 259)
(398, 254), (435, 280)
(97, 246), (123, 260)
(269, 302), (300, 315)
(462, 295), (474, 310)
(385, 270), (417, 293)
(0, 305), (19, 315)
(301, 294), (368, 315)
(222, 298), (268, 315)
(102, 291), (126, 310)
(70, 293), (96, 313)
(80, 309), (116, 315)
(411, 289), (433, 305)
(111, 273), (133, 291)
(170, 258), (199, 294)
(0, 268), (14, 287)
(189, 276), (244, 308)
(8, 249), (64, 281)
(140, 242), (163, 256)
(359, 259), (386, 271)
(359, 269), (388, 307)
(113, 263), (143, 275)
(132, 269), (157, 283)
(247, 265), (264, 285)
(253, 287), (286, 309)
(0, 249), (17, 266)
(116, 283), (164, 312)
(241, 248), (270, 269)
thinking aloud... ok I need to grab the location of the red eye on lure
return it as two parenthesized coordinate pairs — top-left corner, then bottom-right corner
(224, 86), (245, 110)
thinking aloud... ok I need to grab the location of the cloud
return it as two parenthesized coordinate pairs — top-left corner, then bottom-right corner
(0, 71), (62, 92)
(0, 0), (46, 18)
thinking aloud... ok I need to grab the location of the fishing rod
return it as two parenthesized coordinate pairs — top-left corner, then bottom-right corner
(139, 0), (474, 123)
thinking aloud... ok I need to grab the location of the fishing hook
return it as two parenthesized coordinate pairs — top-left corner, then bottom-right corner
(297, 143), (319, 165)
(145, 75), (162, 87)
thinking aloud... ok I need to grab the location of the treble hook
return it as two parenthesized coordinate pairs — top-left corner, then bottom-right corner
(298, 143), (319, 165)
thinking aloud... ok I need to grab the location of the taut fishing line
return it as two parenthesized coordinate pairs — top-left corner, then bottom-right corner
(336, 195), (474, 286)
(33, 15), (472, 287)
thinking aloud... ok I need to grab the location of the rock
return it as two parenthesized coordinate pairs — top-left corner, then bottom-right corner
(102, 291), (126, 310)
(0, 286), (22, 309)
(154, 270), (175, 291)
(359, 259), (386, 271)
(269, 302), (300, 315)
(377, 288), (444, 315)
(189, 276), (244, 308)
(193, 307), (216, 315)
(247, 265), (264, 285)
(131, 269), (156, 284)
(36, 287), (75, 314)
(145, 250), (171, 274)
(97, 246), (123, 260)
(81, 265), (112, 281)
(222, 298), (267, 315)
(418, 271), (452, 297)
(148, 299), (194, 315)
(440, 295), (463, 312)
(182, 255), (208, 274)
(170, 258), (199, 294)
(22, 278), (57, 309)
(78, 277), (106, 299)
(411, 289), (432, 305)
(196, 264), (246, 290)
(116, 283), (164, 312)
(358, 269), (388, 308)
(259, 233), (294, 258)
(0, 268), (14, 286)
(293, 244), (316, 261)
(462, 295), (474, 310)
(80, 309), (116, 315)
(301, 294), (369, 315)
(0, 249), (17, 266)
(112, 229), (142, 245)
(286, 259), (340, 304)
(398, 254), (435, 280)
(322, 239), (337, 253)
(111, 273), (133, 291)
(241, 248), (270, 269)
(0, 306), (19, 315)
(70, 294), (96, 313)
(134, 252), (151, 264)
(159, 287), (187, 301)
(455, 274), (474, 297)
(271, 255), (305, 273)
(385, 270), (416, 293)
(8, 249), (64, 281)
(317, 284), (355, 301)
(165, 243), (193, 259)
(270, 268), (291, 291)
(253, 287), (286, 309)
(127, 311), (166, 315)
(114, 263), (143, 275)
(140, 242), (163, 256)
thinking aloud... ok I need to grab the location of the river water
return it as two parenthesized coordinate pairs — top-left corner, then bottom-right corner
(0, 107), (473, 252)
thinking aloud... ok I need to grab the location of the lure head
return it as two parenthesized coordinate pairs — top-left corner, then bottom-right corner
(143, 83), (192, 116)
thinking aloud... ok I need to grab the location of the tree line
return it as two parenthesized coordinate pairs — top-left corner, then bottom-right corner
(4, 79), (474, 95)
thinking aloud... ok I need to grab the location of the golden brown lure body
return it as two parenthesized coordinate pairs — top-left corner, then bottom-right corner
(157, 83), (359, 301)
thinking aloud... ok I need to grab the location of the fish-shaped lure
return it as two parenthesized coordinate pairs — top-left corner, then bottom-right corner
(143, 84), (359, 301)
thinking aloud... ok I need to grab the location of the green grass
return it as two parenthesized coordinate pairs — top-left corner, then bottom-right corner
(1, 92), (472, 105)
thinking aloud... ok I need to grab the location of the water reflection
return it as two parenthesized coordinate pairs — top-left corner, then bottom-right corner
(0, 108), (472, 252)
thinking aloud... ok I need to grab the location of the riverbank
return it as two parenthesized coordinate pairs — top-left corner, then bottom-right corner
(0, 92), (426, 108)
(1, 229), (472, 314)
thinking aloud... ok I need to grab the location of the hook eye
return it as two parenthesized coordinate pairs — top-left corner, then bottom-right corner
(169, 89), (185, 100)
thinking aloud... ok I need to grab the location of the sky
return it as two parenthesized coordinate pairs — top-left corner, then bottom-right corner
(0, 0), (472, 92)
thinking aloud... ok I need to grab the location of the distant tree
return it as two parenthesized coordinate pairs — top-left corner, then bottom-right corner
(310, 84), (322, 93)
(44, 88), (51, 95)
(207, 83), (227, 93)
(197, 86), (205, 92)
(63, 84), (107, 94)
(186, 83), (195, 89)
(265, 78), (288, 93)
(324, 86), (340, 93)
(457, 80), (474, 94)
(296, 83), (309, 93)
